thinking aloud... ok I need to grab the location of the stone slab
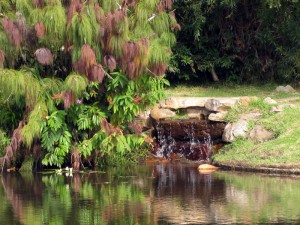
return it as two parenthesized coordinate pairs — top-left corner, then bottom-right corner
(159, 97), (241, 111)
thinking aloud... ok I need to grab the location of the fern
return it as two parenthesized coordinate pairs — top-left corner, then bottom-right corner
(16, 0), (33, 18)
(109, 35), (126, 58)
(21, 101), (48, 147)
(150, 12), (170, 36)
(41, 77), (64, 96)
(42, 5), (66, 50)
(160, 32), (176, 48)
(41, 109), (71, 167)
(148, 39), (171, 65)
(64, 72), (88, 97)
(0, 69), (43, 108)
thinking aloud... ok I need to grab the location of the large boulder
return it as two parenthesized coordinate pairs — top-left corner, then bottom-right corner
(160, 97), (207, 109)
(222, 119), (248, 142)
(248, 125), (273, 143)
(208, 111), (228, 122)
(204, 98), (239, 111)
(159, 97), (240, 111)
(276, 85), (297, 94)
(150, 106), (176, 121)
(264, 97), (277, 105)
(185, 107), (209, 119)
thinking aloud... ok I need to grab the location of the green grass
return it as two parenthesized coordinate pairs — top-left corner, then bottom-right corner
(165, 84), (300, 98)
(214, 106), (300, 169)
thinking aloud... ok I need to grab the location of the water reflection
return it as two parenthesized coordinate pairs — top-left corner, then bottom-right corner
(1, 164), (300, 224)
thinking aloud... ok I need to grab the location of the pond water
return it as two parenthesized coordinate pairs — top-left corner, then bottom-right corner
(1, 163), (300, 225)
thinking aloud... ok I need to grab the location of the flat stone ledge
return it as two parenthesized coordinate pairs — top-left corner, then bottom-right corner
(159, 97), (241, 110)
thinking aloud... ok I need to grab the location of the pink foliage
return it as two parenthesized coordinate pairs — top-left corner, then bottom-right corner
(89, 64), (105, 83)
(67, 0), (83, 24)
(1, 17), (23, 48)
(63, 91), (76, 109)
(34, 22), (46, 38)
(34, 48), (54, 65)
(103, 55), (117, 71)
(32, 0), (45, 8)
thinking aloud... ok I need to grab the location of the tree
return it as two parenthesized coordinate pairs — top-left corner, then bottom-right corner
(170, 0), (300, 83)
(0, 0), (178, 169)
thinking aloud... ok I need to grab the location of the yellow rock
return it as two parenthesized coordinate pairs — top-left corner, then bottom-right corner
(198, 164), (218, 173)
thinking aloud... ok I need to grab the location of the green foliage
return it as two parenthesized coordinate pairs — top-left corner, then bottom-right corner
(41, 110), (72, 167)
(64, 73), (88, 97)
(76, 104), (106, 131)
(0, 129), (10, 157)
(0, 69), (42, 108)
(42, 4), (66, 50)
(107, 72), (168, 125)
(22, 101), (48, 147)
(172, 0), (300, 83)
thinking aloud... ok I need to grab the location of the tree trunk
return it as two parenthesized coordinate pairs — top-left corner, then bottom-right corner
(211, 67), (220, 82)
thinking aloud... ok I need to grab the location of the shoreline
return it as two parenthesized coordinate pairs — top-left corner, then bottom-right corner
(214, 162), (300, 175)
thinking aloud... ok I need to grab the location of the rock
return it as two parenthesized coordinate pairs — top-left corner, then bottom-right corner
(159, 97), (240, 111)
(248, 125), (273, 143)
(135, 110), (152, 128)
(205, 98), (239, 111)
(276, 85), (297, 94)
(222, 119), (248, 142)
(160, 97), (207, 109)
(205, 99), (221, 111)
(270, 104), (296, 113)
(198, 164), (218, 174)
(264, 97), (277, 105)
(208, 111), (228, 122)
(185, 107), (209, 119)
(150, 106), (176, 121)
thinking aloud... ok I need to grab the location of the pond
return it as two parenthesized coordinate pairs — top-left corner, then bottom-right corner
(1, 163), (300, 224)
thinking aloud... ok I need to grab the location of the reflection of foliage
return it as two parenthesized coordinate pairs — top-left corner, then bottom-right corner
(3, 167), (300, 224)
(215, 172), (300, 223)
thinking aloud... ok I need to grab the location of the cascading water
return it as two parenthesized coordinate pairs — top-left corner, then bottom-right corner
(152, 119), (225, 161)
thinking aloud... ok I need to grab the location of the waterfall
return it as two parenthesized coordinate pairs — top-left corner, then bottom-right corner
(152, 119), (225, 161)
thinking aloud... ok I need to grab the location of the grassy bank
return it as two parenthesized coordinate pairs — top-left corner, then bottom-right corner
(167, 84), (300, 171)
(165, 84), (299, 99)
(213, 105), (300, 170)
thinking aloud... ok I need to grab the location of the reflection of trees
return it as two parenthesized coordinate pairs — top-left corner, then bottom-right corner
(1, 173), (44, 225)
(2, 167), (300, 224)
(213, 172), (300, 224)
(150, 163), (226, 224)
(0, 168), (152, 225)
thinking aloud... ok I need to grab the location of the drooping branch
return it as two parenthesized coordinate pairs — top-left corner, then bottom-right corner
(2, 121), (24, 171)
